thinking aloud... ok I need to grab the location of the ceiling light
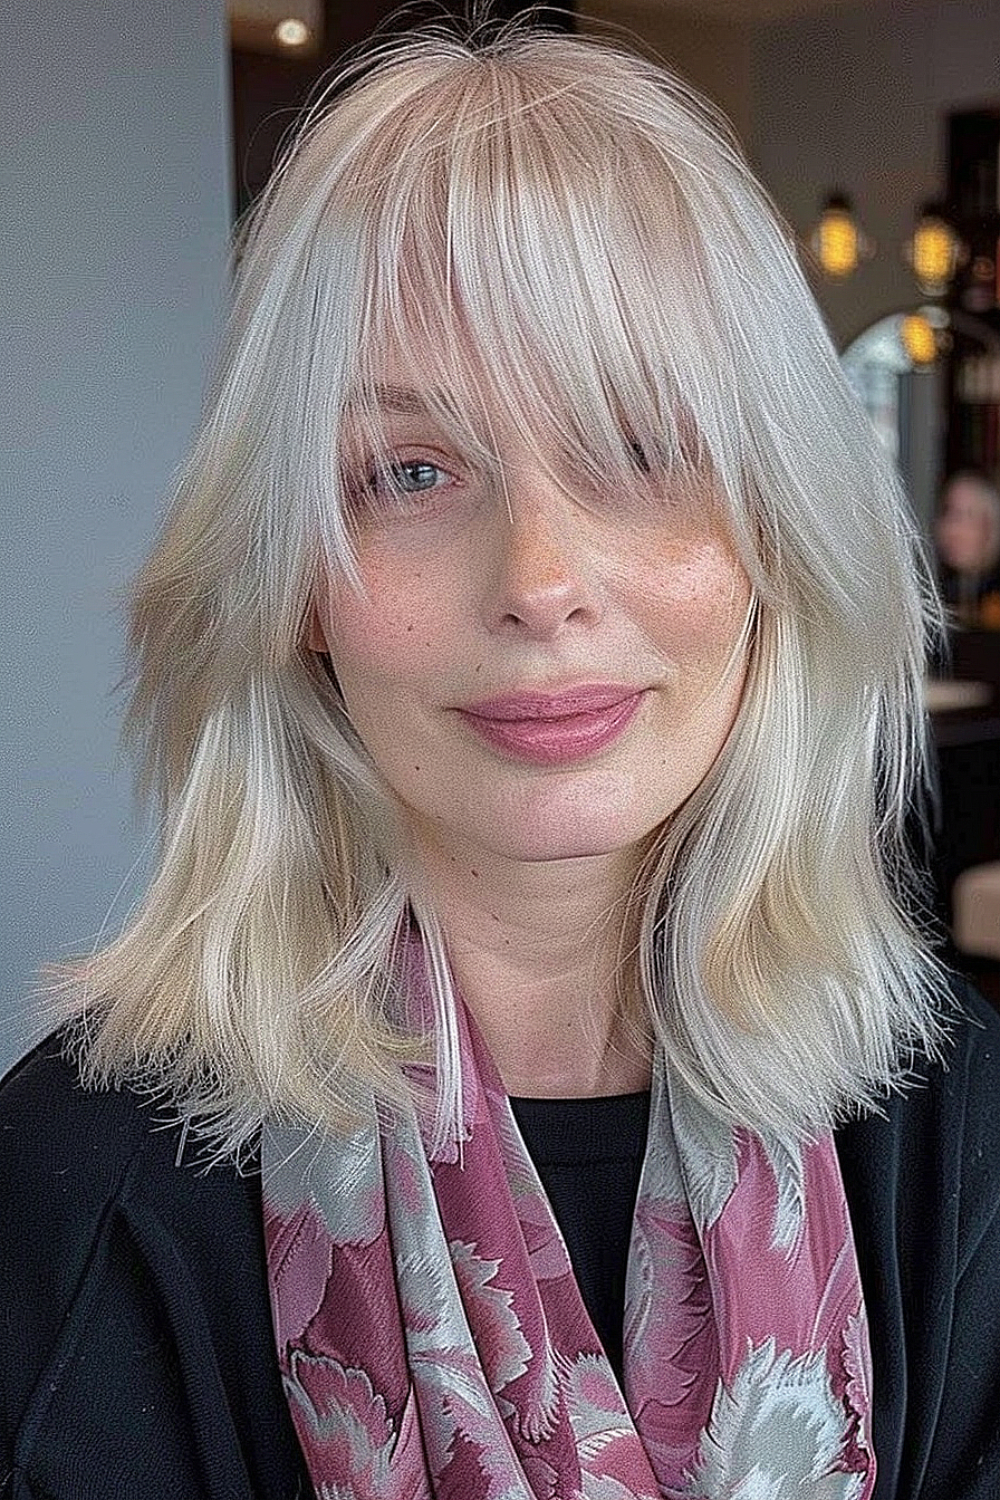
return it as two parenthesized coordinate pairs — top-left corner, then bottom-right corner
(274, 17), (310, 48)
(905, 202), (965, 298)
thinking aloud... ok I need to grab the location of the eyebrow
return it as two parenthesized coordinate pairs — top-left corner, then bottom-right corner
(374, 384), (429, 413)
(352, 383), (463, 419)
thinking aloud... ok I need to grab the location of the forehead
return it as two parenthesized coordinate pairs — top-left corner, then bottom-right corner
(358, 383), (459, 419)
(945, 482), (989, 512)
(345, 338), (526, 454)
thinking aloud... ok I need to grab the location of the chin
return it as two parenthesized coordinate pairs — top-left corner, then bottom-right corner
(474, 808), (665, 865)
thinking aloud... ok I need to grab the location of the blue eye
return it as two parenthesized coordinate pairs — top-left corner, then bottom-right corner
(386, 461), (444, 493)
(357, 460), (449, 505)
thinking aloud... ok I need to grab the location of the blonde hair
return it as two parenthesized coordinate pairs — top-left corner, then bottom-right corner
(58, 14), (947, 1157)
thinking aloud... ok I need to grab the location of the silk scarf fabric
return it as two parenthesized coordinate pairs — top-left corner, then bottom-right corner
(262, 970), (874, 1499)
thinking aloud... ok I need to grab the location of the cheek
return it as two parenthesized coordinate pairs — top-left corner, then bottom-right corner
(636, 542), (751, 669)
(318, 561), (449, 704)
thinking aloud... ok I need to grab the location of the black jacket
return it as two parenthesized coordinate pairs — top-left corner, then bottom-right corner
(3, 985), (1000, 1499)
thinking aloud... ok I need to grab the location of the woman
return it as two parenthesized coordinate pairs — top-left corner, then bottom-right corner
(3, 16), (999, 1500)
(934, 469), (1000, 628)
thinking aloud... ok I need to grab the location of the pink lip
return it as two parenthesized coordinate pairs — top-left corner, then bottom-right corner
(457, 684), (644, 765)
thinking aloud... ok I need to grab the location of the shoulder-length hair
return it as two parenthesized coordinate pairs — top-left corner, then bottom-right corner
(59, 15), (946, 1158)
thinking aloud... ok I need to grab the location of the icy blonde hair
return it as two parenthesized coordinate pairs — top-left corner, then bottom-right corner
(60, 14), (946, 1156)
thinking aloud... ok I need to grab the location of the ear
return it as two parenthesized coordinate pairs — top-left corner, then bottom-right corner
(305, 599), (328, 653)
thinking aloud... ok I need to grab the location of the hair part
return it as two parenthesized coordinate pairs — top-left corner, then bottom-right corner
(54, 14), (948, 1159)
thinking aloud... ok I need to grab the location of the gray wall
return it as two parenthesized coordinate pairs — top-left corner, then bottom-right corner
(1, 4), (231, 1073)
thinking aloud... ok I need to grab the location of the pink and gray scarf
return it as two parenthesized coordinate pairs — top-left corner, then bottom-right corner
(262, 947), (874, 1499)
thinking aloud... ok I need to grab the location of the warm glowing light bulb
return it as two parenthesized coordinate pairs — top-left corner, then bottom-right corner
(906, 206), (962, 297)
(900, 313), (937, 365)
(809, 194), (868, 279)
(275, 17), (310, 47)
(818, 209), (859, 277)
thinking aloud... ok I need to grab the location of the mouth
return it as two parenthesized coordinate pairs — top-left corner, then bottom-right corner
(456, 684), (645, 765)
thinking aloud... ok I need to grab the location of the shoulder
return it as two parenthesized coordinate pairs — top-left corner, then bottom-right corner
(0, 1030), (184, 1238)
(0, 1032), (199, 1363)
(937, 978), (1000, 1126)
(0, 1027), (259, 1266)
(835, 981), (1000, 1495)
(0, 1035), (310, 1497)
(836, 977), (1000, 1262)
(0, 1029), (269, 1354)
(0, 1035), (262, 1439)
(838, 975), (1000, 1150)
(0, 1032), (155, 1233)
(0, 1027), (159, 1148)
(841, 974), (1000, 1129)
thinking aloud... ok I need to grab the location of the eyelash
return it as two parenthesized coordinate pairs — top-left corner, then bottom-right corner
(372, 460), (450, 495)
(347, 455), (458, 513)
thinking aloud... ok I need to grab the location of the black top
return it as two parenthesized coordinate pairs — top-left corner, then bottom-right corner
(509, 1090), (649, 1380)
(2, 983), (1000, 1499)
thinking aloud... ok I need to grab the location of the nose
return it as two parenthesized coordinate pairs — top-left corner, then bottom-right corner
(485, 468), (602, 639)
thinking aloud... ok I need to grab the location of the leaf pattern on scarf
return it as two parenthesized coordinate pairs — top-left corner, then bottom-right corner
(664, 1068), (740, 1232)
(494, 1104), (576, 1285)
(265, 1117), (385, 1245)
(625, 1202), (718, 1468)
(664, 1069), (808, 1253)
(841, 1312), (873, 1447)
(265, 1196), (334, 1352)
(761, 1134), (808, 1252)
(406, 1340), (566, 1500)
(683, 1339), (866, 1500)
(561, 1351), (629, 1452)
(283, 1349), (428, 1498)
(388, 1246), (465, 1356)
(582, 1480), (659, 1500)
(496, 1349), (562, 1447)
(261, 940), (875, 1500)
(449, 1240), (533, 1393)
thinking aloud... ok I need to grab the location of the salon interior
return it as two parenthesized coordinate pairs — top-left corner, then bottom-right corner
(230, 0), (1000, 991)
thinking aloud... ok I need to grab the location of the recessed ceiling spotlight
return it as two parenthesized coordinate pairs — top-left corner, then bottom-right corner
(274, 17), (310, 48)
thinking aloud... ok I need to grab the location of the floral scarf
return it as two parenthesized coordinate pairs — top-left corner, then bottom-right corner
(262, 953), (875, 1500)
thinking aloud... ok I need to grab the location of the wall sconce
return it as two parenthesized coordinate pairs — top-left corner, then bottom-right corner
(899, 305), (952, 365)
(809, 193), (875, 278)
(812, 192), (968, 301)
(900, 312), (937, 365)
(904, 201), (966, 297)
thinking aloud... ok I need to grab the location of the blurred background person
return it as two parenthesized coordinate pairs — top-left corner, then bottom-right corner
(935, 470), (1000, 628)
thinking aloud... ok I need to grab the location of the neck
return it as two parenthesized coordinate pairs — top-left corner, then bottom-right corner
(406, 829), (653, 1097)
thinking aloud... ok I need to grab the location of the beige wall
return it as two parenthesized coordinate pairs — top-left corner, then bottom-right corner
(750, 0), (1000, 347)
(579, 0), (1000, 349)
(576, 2), (754, 145)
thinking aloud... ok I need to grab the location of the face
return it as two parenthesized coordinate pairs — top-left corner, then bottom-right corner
(310, 373), (751, 877)
(936, 479), (998, 574)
